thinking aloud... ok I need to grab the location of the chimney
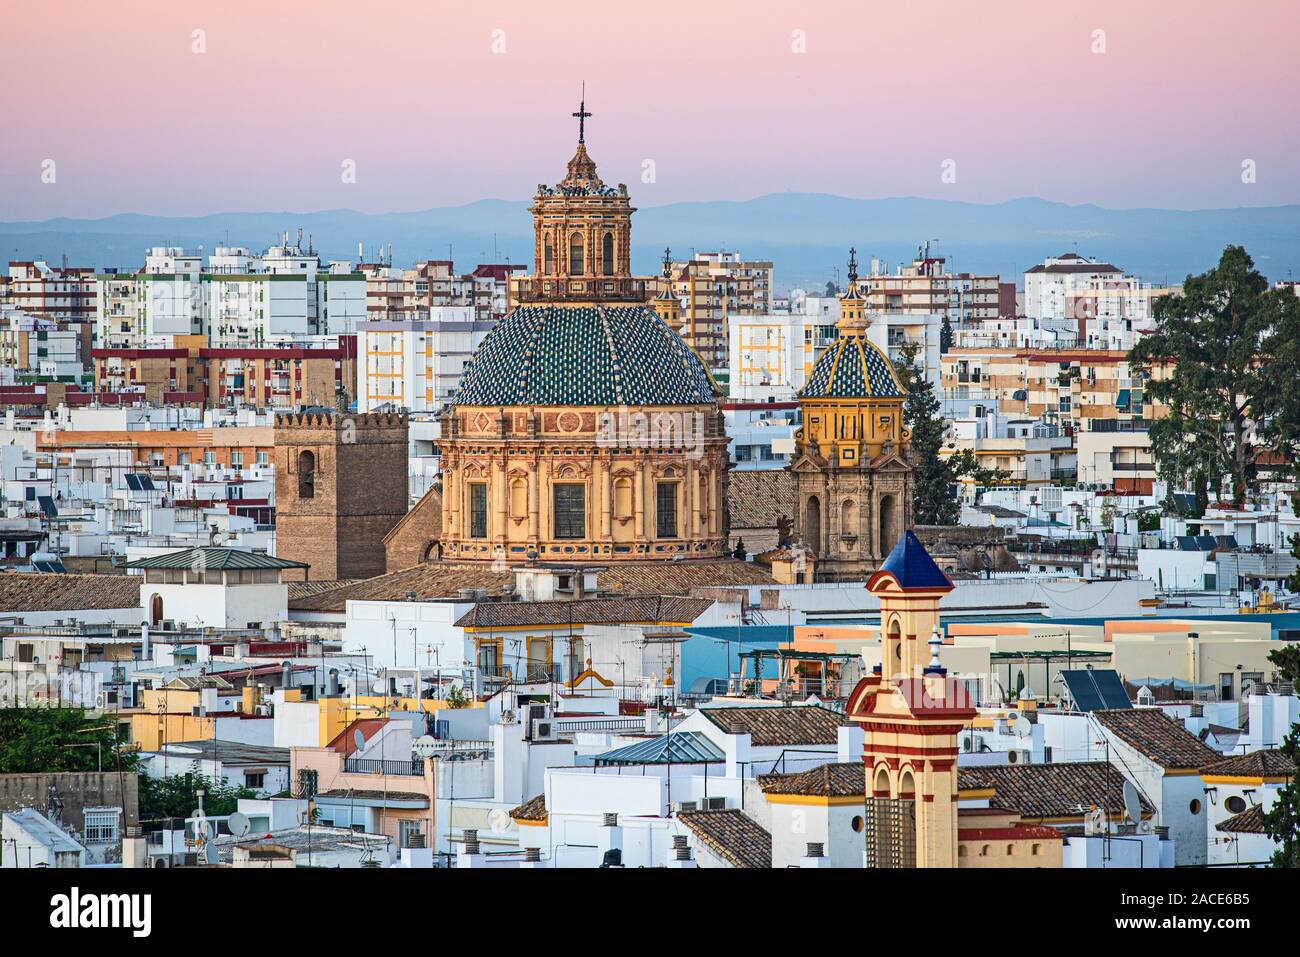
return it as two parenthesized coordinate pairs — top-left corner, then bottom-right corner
(519, 844), (545, 869)
(457, 829), (483, 869)
(800, 841), (831, 869)
(666, 833), (695, 868)
(596, 811), (622, 858)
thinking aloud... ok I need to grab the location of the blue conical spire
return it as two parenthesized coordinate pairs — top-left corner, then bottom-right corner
(879, 530), (952, 590)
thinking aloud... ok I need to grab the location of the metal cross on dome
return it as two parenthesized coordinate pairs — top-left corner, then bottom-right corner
(572, 85), (592, 144)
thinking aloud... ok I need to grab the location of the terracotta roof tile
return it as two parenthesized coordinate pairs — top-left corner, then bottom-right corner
(678, 809), (771, 868)
(1201, 749), (1294, 778)
(726, 470), (797, 529)
(958, 762), (1155, 820)
(456, 595), (714, 629)
(509, 794), (548, 822)
(758, 761), (864, 797)
(702, 705), (846, 747)
(0, 572), (140, 612)
(1215, 804), (1269, 834)
(1093, 708), (1221, 770)
(288, 559), (771, 613)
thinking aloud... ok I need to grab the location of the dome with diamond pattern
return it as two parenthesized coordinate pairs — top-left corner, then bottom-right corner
(453, 304), (717, 407)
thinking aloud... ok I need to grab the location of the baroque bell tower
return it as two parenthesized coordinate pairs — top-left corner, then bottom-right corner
(847, 531), (975, 869)
(789, 249), (913, 580)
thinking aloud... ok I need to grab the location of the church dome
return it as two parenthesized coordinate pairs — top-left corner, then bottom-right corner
(799, 335), (905, 399)
(453, 303), (717, 407)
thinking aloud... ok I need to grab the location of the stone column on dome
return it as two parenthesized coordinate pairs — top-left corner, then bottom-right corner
(633, 451), (646, 540)
(528, 455), (539, 543)
(597, 453), (611, 539)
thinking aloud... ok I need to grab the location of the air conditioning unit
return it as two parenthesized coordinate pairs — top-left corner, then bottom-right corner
(530, 719), (557, 742)
(1006, 749), (1032, 765)
(674, 801), (698, 813)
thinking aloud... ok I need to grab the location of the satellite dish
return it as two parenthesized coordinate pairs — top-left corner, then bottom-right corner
(1122, 779), (1142, 825)
(412, 734), (438, 758)
(354, 729), (366, 752)
(1013, 715), (1032, 738)
(228, 812), (250, 837)
(488, 808), (512, 832)
(371, 679), (387, 694)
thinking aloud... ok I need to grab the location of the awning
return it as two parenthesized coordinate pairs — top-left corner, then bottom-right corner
(1116, 389), (1130, 409)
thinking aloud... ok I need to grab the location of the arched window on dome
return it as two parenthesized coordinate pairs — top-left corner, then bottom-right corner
(602, 232), (614, 275)
(543, 235), (555, 274)
(569, 232), (585, 275)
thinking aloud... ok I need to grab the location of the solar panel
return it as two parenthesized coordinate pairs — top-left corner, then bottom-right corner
(1061, 669), (1133, 712)
(1197, 534), (1218, 550)
(32, 559), (66, 573)
(37, 495), (57, 518)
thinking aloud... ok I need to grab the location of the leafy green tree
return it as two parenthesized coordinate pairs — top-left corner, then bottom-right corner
(939, 315), (953, 354)
(138, 772), (255, 826)
(0, 708), (132, 774)
(894, 345), (1007, 525)
(1130, 246), (1300, 507)
(1263, 643), (1300, 867)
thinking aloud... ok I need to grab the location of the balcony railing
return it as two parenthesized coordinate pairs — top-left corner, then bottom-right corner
(344, 757), (424, 776)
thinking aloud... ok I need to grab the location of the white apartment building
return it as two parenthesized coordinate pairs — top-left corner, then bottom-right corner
(860, 244), (1003, 328)
(1024, 253), (1176, 349)
(357, 307), (495, 414)
(729, 295), (940, 401)
(95, 242), (367, 350)
(0, 308), (82, 379)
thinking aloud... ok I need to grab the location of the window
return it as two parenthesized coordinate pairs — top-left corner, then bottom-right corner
(295, 769), (318, 799)
(553, 483), (586, 539)
(851, 815), (864, 833)
(568, 232), (584, 275)
(398, 819), (424, 848)
(602, 232), (614, 275)
(1225, 795), (1247, 814)
(655, 482), (678, 538)
(83, 807), (121, 844)
(245, 771), (266, 789)
(231, 451), (243, 468)
(468, 483), (488, 538)
(1189, 799), (1202, 815)
(478, 640), (500, 677)
(297, 450), (315, 498)
(1219, 672), (1235, 702)
(544, 236), (554, 274)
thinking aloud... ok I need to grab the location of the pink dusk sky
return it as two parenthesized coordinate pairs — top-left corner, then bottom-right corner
(2, 0), (1297, 220)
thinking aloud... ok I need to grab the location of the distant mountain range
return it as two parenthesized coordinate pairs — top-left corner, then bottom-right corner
(3, 194), (1298, 290)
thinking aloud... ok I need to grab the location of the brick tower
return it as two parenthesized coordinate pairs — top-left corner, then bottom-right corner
(273, 411), (409, 581)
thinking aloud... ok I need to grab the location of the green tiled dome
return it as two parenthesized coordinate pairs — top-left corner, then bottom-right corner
(454, 304), (716, 407)
(799, 335), (905, 399)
